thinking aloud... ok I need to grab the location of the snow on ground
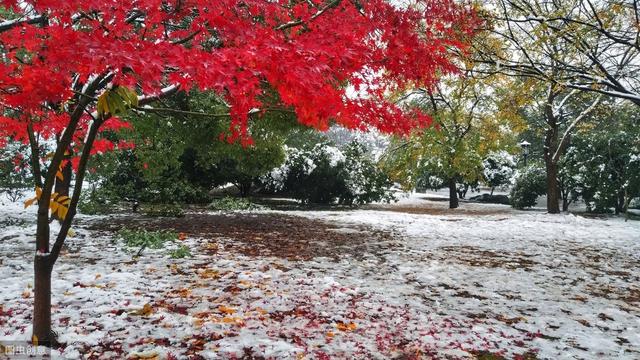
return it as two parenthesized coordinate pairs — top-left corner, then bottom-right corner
(1, 194), (639, 359)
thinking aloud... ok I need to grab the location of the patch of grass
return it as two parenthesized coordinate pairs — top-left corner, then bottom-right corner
(170, 245), (192, 259)
(208, 196), (265, 211)
(118, 229), (178, 249)
(142, 203), (185, 218)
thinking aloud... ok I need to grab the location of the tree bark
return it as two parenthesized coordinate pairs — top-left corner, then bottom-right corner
(545, 160), (561, 214)
(448, 178), (459, 209)
(616, 189), (625, 215)
(33, 255), (55, 346)
(543, 86), (561, 214)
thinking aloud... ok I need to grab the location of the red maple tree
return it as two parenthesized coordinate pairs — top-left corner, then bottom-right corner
(0, 0), (477, 346)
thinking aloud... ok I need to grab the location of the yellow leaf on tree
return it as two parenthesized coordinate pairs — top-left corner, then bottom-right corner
(24, 197), (37, 209)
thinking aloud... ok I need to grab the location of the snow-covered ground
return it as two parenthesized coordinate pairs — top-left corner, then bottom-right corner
(1, 194), (639, 359)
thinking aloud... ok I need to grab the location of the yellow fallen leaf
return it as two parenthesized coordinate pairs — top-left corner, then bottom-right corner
(129, 303), (153, 316)
(218, 305), (236, 315)
(22, 290), (31, 298)
(222, 316), (243, 324)
(199, 269), (219, 279)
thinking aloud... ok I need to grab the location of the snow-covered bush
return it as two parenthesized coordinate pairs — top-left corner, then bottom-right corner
(483, 151), (516, 194)
(560, 118), (640, 214)
(510, 164), (546, 209)
(262, 141), (394, 205)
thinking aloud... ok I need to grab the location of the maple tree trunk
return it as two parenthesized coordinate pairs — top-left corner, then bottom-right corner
(33, 254), (54, 345)
(448, 178), (459, 209)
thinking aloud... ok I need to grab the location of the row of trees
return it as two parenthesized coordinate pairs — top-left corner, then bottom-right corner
(382, 0), (640, 213)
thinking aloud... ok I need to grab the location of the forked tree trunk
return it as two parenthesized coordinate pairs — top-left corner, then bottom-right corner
(448, 178), (459, 209)
(53, 158), (72, 221)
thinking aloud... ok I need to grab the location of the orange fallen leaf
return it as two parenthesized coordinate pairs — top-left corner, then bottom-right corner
(336, 322), (357, 332)
(255, 307), (268, 315)
(326, 331), (335, 338)
(222, 316), (243, 325)
(178, 232), (188, 241)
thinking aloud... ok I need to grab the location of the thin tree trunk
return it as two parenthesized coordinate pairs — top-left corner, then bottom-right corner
(448, 178), (459, 209)
(543, 87), (561, 215)
(616, 189), (625, 215)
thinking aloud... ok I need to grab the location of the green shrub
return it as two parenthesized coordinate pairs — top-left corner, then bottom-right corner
(208, 196), (265, 211)
(142, 203), (185, 217)
(510, 164), (547, 209)
(118, 229), (178, 249)
(78, 190), (114, 215)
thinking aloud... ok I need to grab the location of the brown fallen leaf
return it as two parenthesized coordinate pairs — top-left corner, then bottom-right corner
(218, 305), (236, 315)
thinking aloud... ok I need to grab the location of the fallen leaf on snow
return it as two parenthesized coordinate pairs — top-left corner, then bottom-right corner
(336, 322), (357, 332)
(218, 305), (236, 315)
(128, 350), (159, 359)
(129, 303), (153, 317)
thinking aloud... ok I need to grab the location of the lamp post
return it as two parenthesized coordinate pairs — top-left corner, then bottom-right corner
(519, 140), (531, 167)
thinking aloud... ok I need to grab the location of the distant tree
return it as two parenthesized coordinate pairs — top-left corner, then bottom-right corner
(383, 52), (525, 209)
